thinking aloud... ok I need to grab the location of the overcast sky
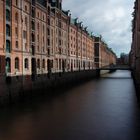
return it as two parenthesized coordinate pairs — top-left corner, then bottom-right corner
(62, 0), (134, 57)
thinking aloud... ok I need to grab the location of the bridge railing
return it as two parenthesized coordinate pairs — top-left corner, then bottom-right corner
(96, 65), (132, 71)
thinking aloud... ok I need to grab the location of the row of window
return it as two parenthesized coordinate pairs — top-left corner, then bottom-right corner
(5, 57), (94, 73)
(6, 24), (10, 37)
(14, 58), (29, 70)
(6, 57), (46, 73)
(6, 1), (11, 55)
(14, 58), (46, 70)
(6, 40), (19, 53)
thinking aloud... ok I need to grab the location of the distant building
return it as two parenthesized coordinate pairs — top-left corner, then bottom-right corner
(117, 53), (129, 65)
(68, 18), (95, 71)
(94, 37), (116, 68)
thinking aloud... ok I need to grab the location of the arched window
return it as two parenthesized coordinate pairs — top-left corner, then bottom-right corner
(31, 45), (35, 55)
(48, 18), (50, 25)
(25, 16), (28, 25)
(15, 57), (19, 70)
(6, 40), (11, 53)
(25, 5), (27, 11)
(25, 58), (29, 69)
(31, 20), (35, 30)
(47, 59), (51, 71)
(6, 9), (10, 21)
(15, 12), (18, 22)
(6, 0), (11, 7)
(32, 33), (35, 42)
(48, 7), (50, 15)
(15, 41), (18, 48)
(31, 7), (35, 18)
(6, 25), (10, 36)
(42, 59), (45, 69)
(6, 57), (11, 73)
(47, 28), (50, 35)
(37, 59), (40, 69)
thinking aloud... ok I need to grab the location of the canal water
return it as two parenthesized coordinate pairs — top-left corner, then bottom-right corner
(0, 70), (140, 140)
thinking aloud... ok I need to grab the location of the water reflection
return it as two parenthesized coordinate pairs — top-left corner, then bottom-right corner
(0, 70), (140, 140)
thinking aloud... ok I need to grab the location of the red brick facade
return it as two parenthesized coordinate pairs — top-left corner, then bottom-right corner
(130, 0), (140, 96)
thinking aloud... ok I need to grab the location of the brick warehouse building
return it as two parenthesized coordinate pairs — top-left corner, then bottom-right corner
(0, 0), (116, 77)
(0, 0), (116, 102)
(130, 0), (140, 98)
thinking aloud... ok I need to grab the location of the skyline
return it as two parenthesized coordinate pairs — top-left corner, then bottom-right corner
(63, 0), (134, 57)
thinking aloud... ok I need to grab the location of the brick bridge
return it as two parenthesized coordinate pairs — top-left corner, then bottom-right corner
(96, 65), (132, 77)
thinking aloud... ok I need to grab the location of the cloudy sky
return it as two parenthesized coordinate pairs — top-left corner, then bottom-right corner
(62, 0), (134, 57)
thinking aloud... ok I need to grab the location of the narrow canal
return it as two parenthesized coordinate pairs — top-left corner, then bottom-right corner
(0, 70), (140, 140)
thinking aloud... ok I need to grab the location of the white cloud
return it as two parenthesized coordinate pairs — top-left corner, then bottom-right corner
(62, 0), (134, 57)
